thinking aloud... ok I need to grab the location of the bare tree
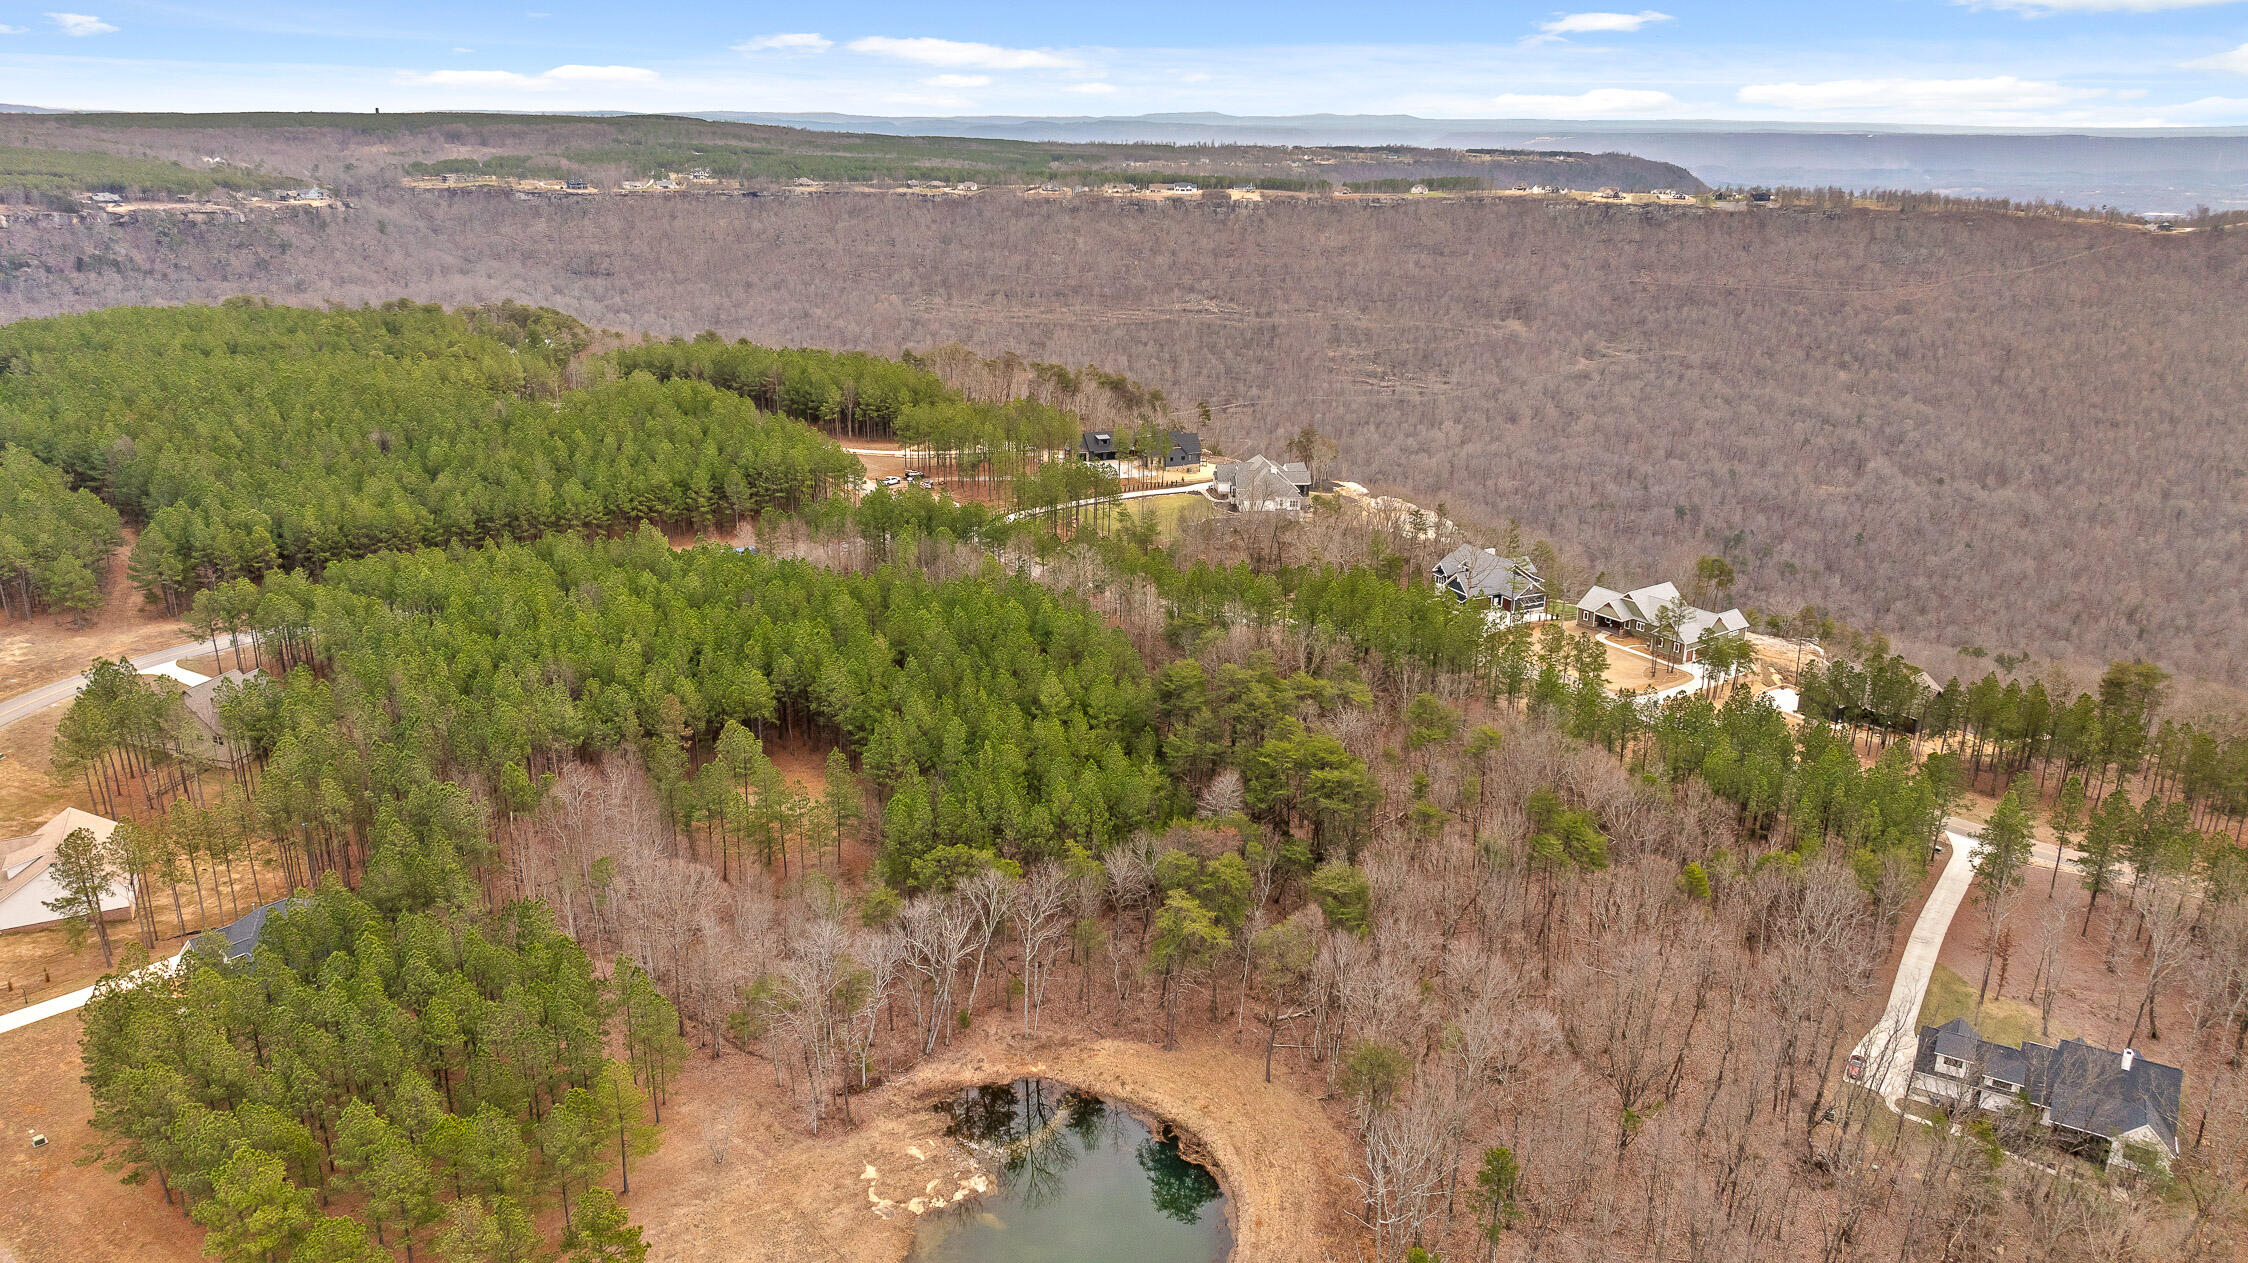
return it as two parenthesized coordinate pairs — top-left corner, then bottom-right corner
(955, 868), (1017, 1022)
(896, 894), (973, 1056)
(749, 917), (857, 1134)
(1010, 862), (1073, 1034)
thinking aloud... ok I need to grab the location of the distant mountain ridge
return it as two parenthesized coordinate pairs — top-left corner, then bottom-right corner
(699, 111), (2248, 212)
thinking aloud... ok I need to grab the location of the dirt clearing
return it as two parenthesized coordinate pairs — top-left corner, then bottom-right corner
(1561, 625), (1692, 692)
(629, 1030), (1355, 1263)
(0, 535), (185, 707)
(0, 1014), (201, 1263)
(1934, 863), (2188, 1058)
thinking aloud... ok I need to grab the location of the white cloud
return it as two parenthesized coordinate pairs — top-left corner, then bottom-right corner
(2186, 42), (2248, 73)
(450, 46), (474, 54)
(1737, 75), (2098, 114)
(922, 74), (991, 88)
(46, 12), (116, 36)
(733, 32), (831, 54)
(2166, 94), (2248, 114)
(1061, 82), (1118, 94)
(1481, 87), (1677, 114)
(1969, 0), (2241, 11)
(1538, 10), (1673, 36)
(543, 64), (658, 83)
(408, 69), (537, 88)
(846, 36), (1081, 70)
(0, 23), (26, 33)
(401, 64), (659, 91)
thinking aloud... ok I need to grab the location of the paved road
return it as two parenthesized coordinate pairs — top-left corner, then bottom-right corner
(1850, 826), (1985, 1104)
(0, 954), (182, 1038)
(1000, 481), (1214, 524)
(0, 637), (245, 731)
(0, 636), (247, 1033)
(1593, 631), (1713, 701)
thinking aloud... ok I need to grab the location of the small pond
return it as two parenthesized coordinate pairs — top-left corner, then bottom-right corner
(907, 1077), (1232, 1263)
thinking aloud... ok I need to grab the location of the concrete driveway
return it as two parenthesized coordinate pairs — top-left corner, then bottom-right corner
(1850, 828), (1985, 1104)
(0, 636), (247, 1031)
(0, 637), (245, 731)
(1000, 480), (1213, 524)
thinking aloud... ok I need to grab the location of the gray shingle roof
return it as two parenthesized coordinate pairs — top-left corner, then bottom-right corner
(1930, 1017), (1982, 1063)
(181, 668), (265, 738)
(1235, 465), (1304, 508)
(203, 898), (297, 960)
(2036, 1039), (2183, 1150)
(1439, 548), (1539, 602)
(1916, 1019), (2182, 1151)
(1574, 580), (1745, 647)
(1216, 454), (1311, 496)
(1432, 544), (1480, 583)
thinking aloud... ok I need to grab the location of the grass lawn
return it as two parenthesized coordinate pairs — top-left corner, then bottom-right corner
(1132, 493), (1217, 541)
(1918, 962), (2070, 1048)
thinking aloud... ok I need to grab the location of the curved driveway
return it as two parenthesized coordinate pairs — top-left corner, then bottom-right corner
(0, 637), (244, 731)
(0, 635), (250, 1032)
(1000, 481), (1213, 524)
(1850, 824), (1985, 1104)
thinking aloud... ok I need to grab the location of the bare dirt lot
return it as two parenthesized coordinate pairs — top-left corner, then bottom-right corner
(0, 538), (186, 708)
(1935, 857), (2188, 1060)
(628, 1029), (1356, 1263)
(0, 1013), (202, 1263)
(1562, 624), (1692, 692)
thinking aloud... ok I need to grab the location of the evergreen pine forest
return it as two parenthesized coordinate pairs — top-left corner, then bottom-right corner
(4, 298), (2246, 1263)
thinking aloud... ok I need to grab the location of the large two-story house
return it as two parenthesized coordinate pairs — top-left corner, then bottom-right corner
(1213, 455), (1312, 513)
(1574, 581), (1747, 664)
(1431, 546), (1545, 615)
(1082, 429), (1202, 469)
(1912, 1018), (2183, 1170)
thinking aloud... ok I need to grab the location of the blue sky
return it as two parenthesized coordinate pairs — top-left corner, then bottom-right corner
(3, 1), (2248, 125)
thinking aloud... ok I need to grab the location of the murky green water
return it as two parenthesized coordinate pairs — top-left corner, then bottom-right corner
(907, 1078), (1232, 1263)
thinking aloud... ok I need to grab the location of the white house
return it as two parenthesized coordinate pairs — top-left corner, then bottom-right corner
(1432, 546), (1544, 615)
(0, 809), (130, 932)
(1575, 581), (1747, 663)
(1213, 455), (1312, 514)
(1912, 1018), (2182, 1170)
(180, 667), (267, 767)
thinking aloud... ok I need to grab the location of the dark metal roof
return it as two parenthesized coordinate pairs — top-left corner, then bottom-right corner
(210, 899), (293, 960)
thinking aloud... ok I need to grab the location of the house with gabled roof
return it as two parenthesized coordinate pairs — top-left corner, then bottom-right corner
(1078, 430), (1119, 461)
(1162, 431), (1203, 469)
(180, 668), (268, 768)
(1575, 581), (1747, 663)
(1913, 1018), (2183, 1170)
(1431, 546), (1544, 615)
(1213, 455), (1311, 512)
(0, 809), (130, 932)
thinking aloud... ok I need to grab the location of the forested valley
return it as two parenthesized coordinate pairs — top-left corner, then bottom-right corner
(0, 125), (2241, 1258)
(35, 459), (2248, 1263)
(0, 155), (2239, 695)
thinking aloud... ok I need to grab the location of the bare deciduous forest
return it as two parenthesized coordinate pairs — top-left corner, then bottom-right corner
(0, 133), (2242, 697)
